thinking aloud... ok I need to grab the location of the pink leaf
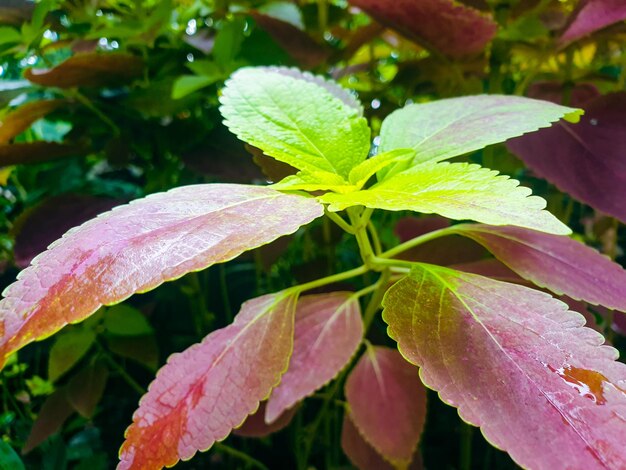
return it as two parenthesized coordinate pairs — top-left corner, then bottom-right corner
(383, 264), (626, 469)
(234, 401), (297, 438)
(118, 292), (298, 469)
(507, 92), (626, 222)
(266, 292), (363, 423)
(452, 224), (626, 311)
(560, 0), (626, 46)
(341, 413), (394, 470)
(341, 413), (425, 470)
(344, 346), (427, 468)
(348, 0), (497, 57)
(0, 184), (322, 368)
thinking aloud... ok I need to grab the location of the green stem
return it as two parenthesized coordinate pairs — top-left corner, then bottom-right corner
(326, 210), (354, 234)
(71, 91), (121, 136)
(379, 225), (459, 259)
(214, 443), (269, 470)
(289, 265), (368, 294)
(367, 221), (382, 255)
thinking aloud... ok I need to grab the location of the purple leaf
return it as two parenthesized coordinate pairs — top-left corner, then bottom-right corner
(560, 0), (626, 46)
(266, 292), (363, 423)
(452, 224), (626, 311)
(119, 292), (297, 469)
(507, 92), (626, 222)
(348, 0), (497, 57)
(0, 184), (322, 368)
(23, 389), (74, 453)
(383, 264), (626, 469)
(13, 194), (120, 269)
(344, 346), (427, 467)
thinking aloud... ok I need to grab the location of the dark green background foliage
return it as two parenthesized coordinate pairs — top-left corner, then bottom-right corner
(0, 0), (624, 468)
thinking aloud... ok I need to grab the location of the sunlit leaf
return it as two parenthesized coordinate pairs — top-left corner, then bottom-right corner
(118, 292), (297, 469)
(24, 53), (144, 88)
(344, 346), (426, 467)
(48, 327), (96, 382)
(383, 264), (626, 469)
(347, 0), (497, 57)
(321, 162), (571, 235)
(265, 292), (363, 423)
(507, 92), (626, 223)
(452, 224), (626, 311)
(0, 184), (322, 368)
(560, 0), (626, 45)
(378, 95), (582, 177)
(220, 67), (370, 179)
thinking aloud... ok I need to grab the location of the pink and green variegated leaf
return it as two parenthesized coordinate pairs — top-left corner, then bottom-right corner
(452, 224), (626, 311)
(119, 292), (297, 469)
(265, 292), (363, 424)
(344, 346), (427, 468)
(0, 184), (322, 369)
(383, 264), (626, 469)
(559, 0), (626, 46)
(347, 0), (497, 57)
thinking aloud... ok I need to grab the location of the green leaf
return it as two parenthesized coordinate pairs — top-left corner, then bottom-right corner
(378, 95), (583, 178)
(349, 148), (414, 188)
(172, 75), (219, 99)
(48, 328), (96, 382)
(103, 304), (153, 336)
(272, 169), (355, 193)
(220, 67), (371, 179)
(320, 162), (571, 235)
(213, 17), (246, 68)
(0, 440), (25, 470)
(0, 27), (21, 46)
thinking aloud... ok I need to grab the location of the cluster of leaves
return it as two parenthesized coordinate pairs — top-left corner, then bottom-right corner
(0, 0), (626, 469)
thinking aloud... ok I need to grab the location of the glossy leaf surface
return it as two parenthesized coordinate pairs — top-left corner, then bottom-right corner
(452, 224), (626, 311)
(0, 184), (322, 368)
(378, 95), (581, 177)
(220, 67), (370, 179)
(348, 0), (497, 57)
(345, 347), (426, 467)
(266, 292), (363, 423)
(507, 92), (626, 223)
(320, 162), (570, 235)
(119, 292), (297, 469)
(383, 264), (626, 469)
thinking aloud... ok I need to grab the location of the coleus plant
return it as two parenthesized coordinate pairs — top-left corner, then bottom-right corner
(1, 66), (626, 470)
